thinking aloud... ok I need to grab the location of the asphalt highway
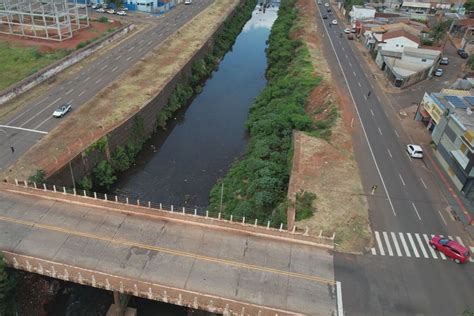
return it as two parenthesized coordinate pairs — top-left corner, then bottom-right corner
(0, 0), (213, 171)
(313, 1), (474, 315)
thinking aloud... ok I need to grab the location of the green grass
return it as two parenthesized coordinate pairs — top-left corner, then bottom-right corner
(0, 41), (70, 91)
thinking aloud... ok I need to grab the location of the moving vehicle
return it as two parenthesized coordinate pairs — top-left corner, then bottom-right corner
(406, 144), (423, 158)
(457, 48), (468, 59)
(96, 7), (105, 12)
(324, 2), (329, 6)
(429, 236), (471, 264)
(440, 57), (449, 65)
(184, 0), (192, 4)
(116, 10), (127, 16)
(434, 68), (444, 77)
(331, 19), (337, 25)
(53, 103), (72, 118)
(344, 28), (351, 34)
(327, 8), (331, 12)
(322, 14), (328, 19)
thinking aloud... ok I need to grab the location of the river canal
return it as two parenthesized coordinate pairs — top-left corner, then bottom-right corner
(42, 3), (279, 316)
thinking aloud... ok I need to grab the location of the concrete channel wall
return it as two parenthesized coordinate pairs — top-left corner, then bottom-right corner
(47, 3), (241, 187)
(0, 24), (135, 106)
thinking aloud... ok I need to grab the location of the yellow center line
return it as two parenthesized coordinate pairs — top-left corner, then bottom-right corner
(0, 214), (335, 285)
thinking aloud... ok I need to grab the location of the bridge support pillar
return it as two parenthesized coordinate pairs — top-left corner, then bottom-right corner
(106, 292), (137, 316)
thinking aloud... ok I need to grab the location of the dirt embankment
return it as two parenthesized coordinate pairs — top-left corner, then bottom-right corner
(288, 0), (371, 253)
(4, 0), (241, 181)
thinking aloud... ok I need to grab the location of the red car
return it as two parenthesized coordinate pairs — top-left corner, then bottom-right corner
(429, 236), (470, 264)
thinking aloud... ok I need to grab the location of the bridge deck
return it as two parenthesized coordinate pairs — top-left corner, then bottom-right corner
(0, 189), (336, 315)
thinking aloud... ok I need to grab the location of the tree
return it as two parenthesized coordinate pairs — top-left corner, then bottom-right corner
(92, 161), (116, 189)
(429, 20), (452, 44)
(105, 0), (123, 9)
(28, 169), (46, 184)
(0, 254), (15, 315)
(464, 0), (474, 12)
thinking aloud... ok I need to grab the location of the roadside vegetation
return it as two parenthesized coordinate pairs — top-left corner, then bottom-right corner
(77, 0), (257, 191)
(207, 0), (333, 226)
(0, 253), (16, 315)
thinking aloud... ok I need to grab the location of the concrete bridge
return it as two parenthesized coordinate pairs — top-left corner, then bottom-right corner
(0, 181), (341, 315)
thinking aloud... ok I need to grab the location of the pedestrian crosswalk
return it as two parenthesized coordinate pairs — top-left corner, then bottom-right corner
(371, 231), (474, 263)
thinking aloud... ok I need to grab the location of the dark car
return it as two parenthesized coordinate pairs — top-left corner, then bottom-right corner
(347, 34), (354, 40)
(322, 14), (328, 19)
(458, 48), (468, 59)
(429, 236), (470, 263)
(327, 8), (331, 12)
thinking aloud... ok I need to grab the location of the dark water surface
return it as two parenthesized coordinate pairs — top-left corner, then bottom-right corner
(41, 4), (279, 316)
(112, 5), (278, 209)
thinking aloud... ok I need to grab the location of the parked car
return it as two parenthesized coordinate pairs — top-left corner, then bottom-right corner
(344, 28), (351, 34)
(53, 103), (72, 118)
(406, 144), (423, 158)
(347, 34), (354, 40)
(351, 28), (357, 33)
(458, 48), (468, 59)
(96, 7), (105, 12)
(429, 236), (471, 264)
(116, 10), (127, 16)
(317, 0), (322, 4)
(106, 9), (115, 14)
(184, 0), (192, 4)
(440, 57), (449, 65)
(322, 14), (328, 19)
(327, 8), (331, 12)
(91, 3), (99, 9)
(331, 19), (337, 25)
(434, 68), (444, 77)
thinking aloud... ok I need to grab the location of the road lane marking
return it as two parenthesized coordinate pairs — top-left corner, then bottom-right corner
(438, 211), (447, 226)
(0, 125), (48, 134)
(101, 64), (107, 71)
(363, 95), (367, 100)
(115, 55), (122, 60)
(378, 127), (382, 135)
(0, 214), (335, 285)
(399, 174), (406, 186)
(375, 231), (385, 256)
(394, 130), (399, 138)
(387, 149), (392, 158)
(432, 235), (447, 260)
(342, 46), (344, 51)
(65, 88), (73, 95)
(371, 247), (376, 255)
(358, 82), (361, 87)
(407, 233), (420, 257)
(423, 234), (438, 259)
(411, 202), (422, 220)
(112, 66), (118, 72)
(398, 233), (411, 257)
(318, 10), (397, 217)
(126, 56), (132, 61)
(19, 97), (61, 127)
(6, 97), (48, 125)
(382, 231), (393, 256)
(128, 46), (134, 51)
(370, 109), (374, 116)
(353, 71), (356, 77)
(336, 281), (344, 316)
(84, 76), (90, 82)
(349, 62), (352, 67)
(139, 39), (144, 44)
(78, 90), (86, 97)
(95, 78), (102, 84)
(420, 177), (428, 189)
(148, 41), (153, 45)
(34, 116), (52, 130)
(415, 233), (429, 258)
(455, 236), (466, 247)
(391, 232), (402, 256)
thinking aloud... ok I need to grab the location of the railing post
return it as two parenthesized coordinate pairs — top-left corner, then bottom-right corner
(242, 217), (245, 224)
(24, 181), (28, 188)
(194, 209), (197, 216)
(182, 207), (185, 214)
(93, 192), (97, 199)
(148, 201), (151, 208)
(126, 197), (129, 204)
(53, 185), (56, 192)
(14, 178), (18, 186)
(83, 190), (87, 197)
(279, 223), (283, 232)
(33, 182), (37, 189)
(43, 183), (47, 191)
(230, 215), (233, 222)
(63, 186), (66, 194)
(292, 225), (296, 234)
(254, 219), (258, 227)
(171, 205), (174, 212)
(267, 221), (270, 229)
(115, 195), (118, 202)
(159, 203), (162, 209)
(218, 212), (221, 220)
(206, 211), (209, 218)
(104, 193), (108, 201)
(137, 199), (140, 206)
(73, 188), (76, 196)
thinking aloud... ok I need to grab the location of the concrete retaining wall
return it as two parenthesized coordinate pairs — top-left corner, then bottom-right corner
(0, 24), (135, 106)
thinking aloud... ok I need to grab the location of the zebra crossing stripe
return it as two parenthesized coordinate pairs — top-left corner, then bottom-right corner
(398, 233), (411, 257)
(391, 232), (402, 256)
(371, 248), (376, 255)
(423, 234), (438, 259)
(383, 232), (394, 256)
(415, 233), (429, 258)
(375, 231), (385, 256)
(407, 233), (420, 258)
(432, 235), (447, 260)
(455, 236), (466, 247)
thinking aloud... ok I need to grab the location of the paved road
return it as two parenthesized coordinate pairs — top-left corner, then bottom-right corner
(314, 1), (474, 315)
(0, 0), (213, 171)
(0, 189), (337, 315)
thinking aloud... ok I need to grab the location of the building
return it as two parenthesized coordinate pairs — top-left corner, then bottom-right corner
(378, 29), (421, 52)
(349, 5), (376, 24)
(429, 94), (474, 202)
(449, 19), (474, 53)
(90, 0), (176, 13)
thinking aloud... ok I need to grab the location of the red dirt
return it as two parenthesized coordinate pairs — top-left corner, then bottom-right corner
(0, 20), (121, 51)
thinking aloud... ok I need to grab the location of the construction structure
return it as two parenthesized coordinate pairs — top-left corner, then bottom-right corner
(0, 0), (89, 41)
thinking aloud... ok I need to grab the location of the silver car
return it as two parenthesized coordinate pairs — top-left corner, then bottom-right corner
(53, 103), (72, 118)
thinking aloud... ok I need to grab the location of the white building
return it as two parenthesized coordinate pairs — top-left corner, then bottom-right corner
(378, 29), (420, 52)
(349, 5), (376, 24)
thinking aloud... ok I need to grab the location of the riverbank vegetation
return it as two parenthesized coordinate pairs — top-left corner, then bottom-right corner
(0, 254), (16, 314)
(208, 0), (335, 226)
(78, 0), (257, 190)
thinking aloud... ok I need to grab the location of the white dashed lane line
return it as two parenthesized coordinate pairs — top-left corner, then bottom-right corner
(420, 177), (428, 189)
(399, 174), (406, 186)
(387, 149), (392, 158)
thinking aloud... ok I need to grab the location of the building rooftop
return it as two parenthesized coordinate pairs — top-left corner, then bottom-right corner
(382, 29), (421, 45)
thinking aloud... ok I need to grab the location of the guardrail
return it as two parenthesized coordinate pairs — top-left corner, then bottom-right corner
(2, 179), (335, 248)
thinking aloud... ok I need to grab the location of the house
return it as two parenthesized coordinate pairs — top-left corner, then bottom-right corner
(349, 5), (376, 24)
(378, 29), (421, 52)
(430, 94), (474, 205)
(90, 0), (175, 12)
(449, 19), (474, 53)
(362, 22), (423, 51)
(400, 1), (431, 13)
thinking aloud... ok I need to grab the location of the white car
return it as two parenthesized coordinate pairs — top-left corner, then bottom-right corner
(332, 19), (337, 25)
(106, 9), (115, 14)
(324, 2), (329, 6)
(406, 144), (423, 159)
(344, 28), (351, 34)
(53, 103), (72, 118)
(434, 68), (444, 77)
(116, 10), (127, 16)
(184, 0), (192, 4)
(96, 7), (105, 12)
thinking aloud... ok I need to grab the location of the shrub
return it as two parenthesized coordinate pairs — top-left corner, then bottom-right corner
(77, 176), (93, 191)
(98, 16), (109, 23)
(92, 160), (116, 189)
(76, 42), (87, 50)
(468, 54), (474, 70)
(28, 169), (46, 184)
(295, 190), (316, 220)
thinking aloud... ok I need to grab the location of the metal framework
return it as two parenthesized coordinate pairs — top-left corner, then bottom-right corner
(0, 0), (89, 41)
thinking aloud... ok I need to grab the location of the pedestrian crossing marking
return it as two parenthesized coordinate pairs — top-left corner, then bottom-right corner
(391, 232), (402, 257)
(407, 233), (420, 258)
(375, 231), (385, 256)
(371, 231), (473, 263)
(398, 232), (411, 257)
(383, 232), (394, 256)
(415, 233), (429, 258)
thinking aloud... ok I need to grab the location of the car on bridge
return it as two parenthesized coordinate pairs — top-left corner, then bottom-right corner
(429, 236), (471, 264)
(53, 103), (72, 118)
(331, 19), (337, 25)
(406, 144), (423, 158)
(184, 0), (192, 4)
(344, 28), (351, 34)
